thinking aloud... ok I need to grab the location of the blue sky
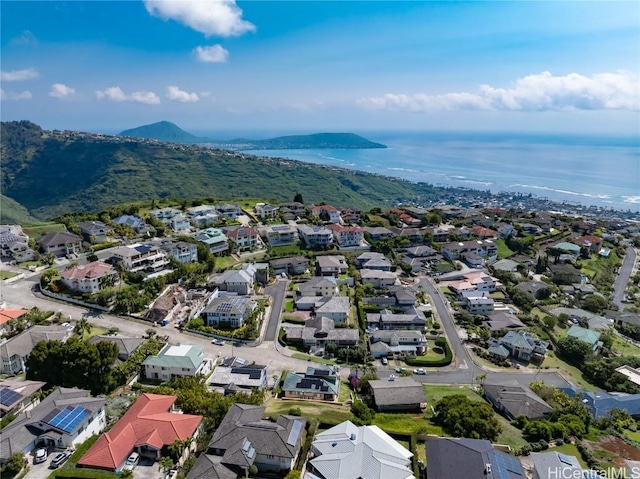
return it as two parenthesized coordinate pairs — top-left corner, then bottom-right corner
(1, 1), (639, 135)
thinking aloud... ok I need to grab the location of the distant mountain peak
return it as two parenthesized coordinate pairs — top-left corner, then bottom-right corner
(119, 121), (210, 144)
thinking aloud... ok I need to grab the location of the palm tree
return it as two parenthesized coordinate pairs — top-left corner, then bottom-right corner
(158, 457), (174, 474)
(73, 317), (92, 338)
(475, 373), (487, 387)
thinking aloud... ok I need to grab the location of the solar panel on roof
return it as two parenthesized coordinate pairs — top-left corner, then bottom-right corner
(0, 388), (23, 406)
(287, 420), (303, 446)
(47, 405), (90, 433)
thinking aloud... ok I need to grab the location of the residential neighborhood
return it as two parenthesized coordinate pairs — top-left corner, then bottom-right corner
(1, 196), (640, 479)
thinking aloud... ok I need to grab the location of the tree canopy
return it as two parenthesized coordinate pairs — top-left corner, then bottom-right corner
(433, 395), (502, 442)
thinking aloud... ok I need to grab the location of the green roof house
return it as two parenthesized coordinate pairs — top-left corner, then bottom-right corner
(565, 325), (602, 351)
(142, 344), (213, 381)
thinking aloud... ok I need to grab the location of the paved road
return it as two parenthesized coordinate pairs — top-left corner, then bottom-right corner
(418, 276), (472, 368)
(1, 276), (309, 376)
(613, 245), (637, 310)
(264, 279), (288, 341)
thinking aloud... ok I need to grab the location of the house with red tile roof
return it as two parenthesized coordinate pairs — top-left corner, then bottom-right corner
(0, 308), (28, 335)
(77, 393), (202, 472)
(472, 226), (498, 240)
(329, 224), (364, 247)
(60, 261), (119, 294)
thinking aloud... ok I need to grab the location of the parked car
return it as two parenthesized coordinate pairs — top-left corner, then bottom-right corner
(212, 339), (226, 346)
(166, 469), (178, 479)
(388, 374), (396, 381)
(413, 368), (426, 375)
(49, 451), (71, 469)
(123, 452), (140, 471)
(381, 357), (388, 365)
(395, 367), (406, 373)
(34, 448), (48, 464)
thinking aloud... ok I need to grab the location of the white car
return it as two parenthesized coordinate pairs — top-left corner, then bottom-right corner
(122, 452), (140, 471)
(34, 448), (48, 464)
(413, 368), (426, 375)
(212, 339), (226, 346)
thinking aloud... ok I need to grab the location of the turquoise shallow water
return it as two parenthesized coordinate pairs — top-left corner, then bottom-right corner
(240, 131), (640, 212)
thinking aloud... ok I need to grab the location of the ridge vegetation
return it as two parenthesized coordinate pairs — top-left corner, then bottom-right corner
(1, 121), (431, 221)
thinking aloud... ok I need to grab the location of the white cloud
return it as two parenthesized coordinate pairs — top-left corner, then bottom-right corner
(359, 71), (640, 112)
(0, 68), (39, 82)
(166, 86), (199, 102)
(96, 86), (160, 104)
(9, 30), (38, 47)
(0, 88), (33, 101)
(193, 44), (229, 63)
(144, 0), (255, 37)
(49, 83), (76, 98)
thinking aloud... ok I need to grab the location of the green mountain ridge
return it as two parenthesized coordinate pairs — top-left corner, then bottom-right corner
(1, 121), (431, 220)
(118, 121), (387, 149)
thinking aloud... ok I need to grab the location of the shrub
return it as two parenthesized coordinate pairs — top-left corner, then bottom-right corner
(288, 407), (303, 416)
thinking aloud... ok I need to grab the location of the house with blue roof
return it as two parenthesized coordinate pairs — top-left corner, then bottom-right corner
(560, 387), (640, 419)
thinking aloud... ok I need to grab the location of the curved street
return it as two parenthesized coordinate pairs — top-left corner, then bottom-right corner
(613, 245), (637, 310)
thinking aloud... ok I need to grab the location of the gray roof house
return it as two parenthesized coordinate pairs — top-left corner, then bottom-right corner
(366, 308), (427, 331)
(282, 365), (341, 402)
(306, 420), (414, 479)
(212, 264), (256, 295)
(269, 256), (310, 276)
(483, 381), (553, 420)
(487, 331), (549, 362)
(187, 453), (238, 479)
(0, 378), (46, 418)
(1, 387), (106, 463)
(284, 316), (359, 354)
(482, 312), (526, 332)
(203, 297), (256, 328)
(298, 277), (338, 297)
(35, 232), (83, 256)
(315, 255), (347, 276)
(77, 220), (114, 244)
(530, 452), (583, 479)
(88, 335), (144, 362)
(369, 377), (427, 412)
(205, 404), (306, 477)
(425, 437), (526, 479)
(368, 330), (427, 357)
(0, 325), (72, 375)
(313, 296), (350, 324)
(208, 363), (267, 395)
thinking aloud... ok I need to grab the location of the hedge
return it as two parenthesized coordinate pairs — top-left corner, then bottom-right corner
(405, 338), (453, 367)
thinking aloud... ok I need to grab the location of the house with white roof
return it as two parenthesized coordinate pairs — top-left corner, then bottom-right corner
(298, 225), (334, 248)
(360, 269), (397, 289)
(305, 420), (414, 479)
(260, 224), (299, 246)
(142, 344), (212, 381)
(255, 203), (279, 220)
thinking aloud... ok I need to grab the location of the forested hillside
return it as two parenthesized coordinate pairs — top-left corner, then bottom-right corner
(0, 121), (434, 220)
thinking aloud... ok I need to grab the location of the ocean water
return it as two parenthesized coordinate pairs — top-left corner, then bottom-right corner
(241, 132), (640, 212)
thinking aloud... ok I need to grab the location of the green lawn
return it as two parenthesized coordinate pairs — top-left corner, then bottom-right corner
(373, 413), (443, 435)
(284, 299), (295, 312)
(338, 382), (352, 403)
(215, 256), (240, 270)
(23, 223), (67, 237)
(432, 262), (455, 274)
(625, 429), (640, 442)
(269, 244), (304, 256)
(0, 271), (18, 280)
(265, 399), (352, 425)
(496, 239), (515, 259)
(423, 339), (447, 361)
(291, 353), (337, 365)
(610, 335), (640, 357)
(540, 351), (600, 391)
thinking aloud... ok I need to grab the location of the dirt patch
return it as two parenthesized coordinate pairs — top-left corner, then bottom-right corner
(585, 436), (640, 468)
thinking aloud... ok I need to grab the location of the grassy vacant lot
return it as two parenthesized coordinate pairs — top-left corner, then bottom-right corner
(269, 244), (304, 256)
(610, 334), (640, 357)
(432, 262), (455, 274)
(284, 299), (295, 312)
(290, 353), (336, 365)
(496, 239), (514, 259)
(580, 250), (620, 280)
(373, 413), (442, 435)
(423, 384), (528, 449)
(23, 223), (68, 237)
(215, 255), (240, 271)
(338, 382), (352, 403)
(265, 399), (352, 426)
(541, 351), (600, 392)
